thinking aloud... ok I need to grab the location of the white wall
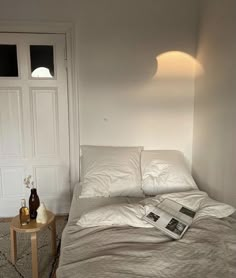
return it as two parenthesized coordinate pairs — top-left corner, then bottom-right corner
(0, 0), (199, 164)
(77, 0), (198, 165)
(193, 0), (236, 207)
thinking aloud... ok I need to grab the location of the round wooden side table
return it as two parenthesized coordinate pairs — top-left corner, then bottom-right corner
(10, 210), (56, 278)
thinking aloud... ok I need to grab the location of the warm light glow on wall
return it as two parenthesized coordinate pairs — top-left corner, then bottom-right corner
(152, 51), (204, 80)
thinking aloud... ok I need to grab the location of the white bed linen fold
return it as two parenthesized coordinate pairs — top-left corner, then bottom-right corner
(77, 190), (235, 228)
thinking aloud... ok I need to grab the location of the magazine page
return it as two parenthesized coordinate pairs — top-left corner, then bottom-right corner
(143, 206), (188, 239)
(158, 199), (195, 226)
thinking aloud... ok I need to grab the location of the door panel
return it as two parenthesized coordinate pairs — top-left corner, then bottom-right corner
(1, 167), (25, 197)
(30, 88), (59, 157)
(0, 88), (24, 157)
(0, 33), (70, 216)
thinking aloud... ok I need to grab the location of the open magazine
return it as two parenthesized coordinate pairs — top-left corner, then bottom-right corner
(143, 199), (196, 239)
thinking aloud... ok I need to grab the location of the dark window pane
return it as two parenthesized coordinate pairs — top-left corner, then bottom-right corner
(0, 45), (18, 77)
(30, 45), (54, 78)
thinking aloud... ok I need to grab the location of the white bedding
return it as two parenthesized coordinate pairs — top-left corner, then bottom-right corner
(77, 190), (235, 228)
(80, 146), (144, 197)
(57, 184), (236, 278)
(69, 182), (144, 220)
(141, 150), (198, 195)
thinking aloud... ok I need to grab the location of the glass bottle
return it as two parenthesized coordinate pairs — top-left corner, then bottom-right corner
(29, 188), (40, 219)
(19, 199), (30, 225)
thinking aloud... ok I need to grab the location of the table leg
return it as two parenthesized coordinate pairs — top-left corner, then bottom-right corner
(31, 232), (38, 278)
(51, 218), (57, 256)
(10, 227), (17, 264)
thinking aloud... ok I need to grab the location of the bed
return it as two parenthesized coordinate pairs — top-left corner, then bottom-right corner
(57, 146), (236, 278)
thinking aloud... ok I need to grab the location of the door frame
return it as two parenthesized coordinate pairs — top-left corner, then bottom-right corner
(0, 21), (80, 197)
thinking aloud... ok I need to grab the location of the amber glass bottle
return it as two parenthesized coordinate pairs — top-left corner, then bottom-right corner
(29, 188), (40, 219)
(19, 199), (30, 225)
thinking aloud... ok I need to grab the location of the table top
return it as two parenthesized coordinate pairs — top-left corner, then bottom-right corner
(10, 210), (55, 233)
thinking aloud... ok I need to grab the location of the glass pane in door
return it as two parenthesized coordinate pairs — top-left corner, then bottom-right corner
(0, 44), (18, 77)
(30, 45), (54, 78)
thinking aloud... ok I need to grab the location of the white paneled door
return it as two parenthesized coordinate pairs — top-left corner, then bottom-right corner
(0, 33), (70, 216)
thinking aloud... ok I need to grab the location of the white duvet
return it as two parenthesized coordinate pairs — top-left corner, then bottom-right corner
(58, 189), (236, 278)
(77, 190), (235, 228)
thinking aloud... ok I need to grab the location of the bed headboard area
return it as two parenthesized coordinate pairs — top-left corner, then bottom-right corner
(79, 145), (198, 198)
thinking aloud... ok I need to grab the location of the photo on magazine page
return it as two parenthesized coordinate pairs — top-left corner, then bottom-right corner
(146, 212), (160, 222)
(179, 206), (196, 218)
(165, 218), (186, 236)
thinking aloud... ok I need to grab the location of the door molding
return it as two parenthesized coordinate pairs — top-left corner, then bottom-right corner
(0, 21), (80, 196)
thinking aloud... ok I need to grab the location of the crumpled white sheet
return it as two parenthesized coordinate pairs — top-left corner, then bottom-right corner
(77, 190), (235, 228)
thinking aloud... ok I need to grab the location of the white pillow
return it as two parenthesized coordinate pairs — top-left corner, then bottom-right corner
(80, 146), (144, 198)
(141, 150), (198, 195)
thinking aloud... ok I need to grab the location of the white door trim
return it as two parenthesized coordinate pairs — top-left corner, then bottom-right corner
(0, 21), (80, 197)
